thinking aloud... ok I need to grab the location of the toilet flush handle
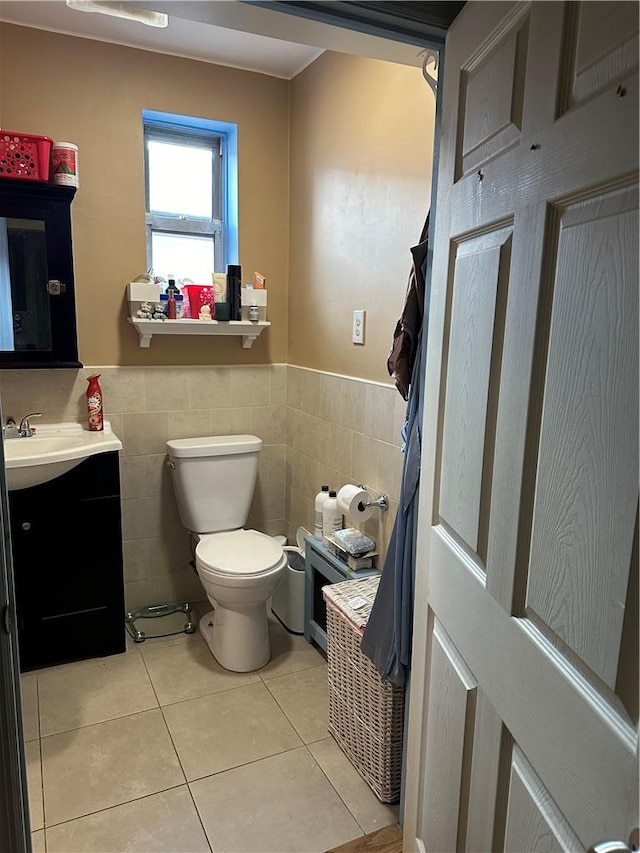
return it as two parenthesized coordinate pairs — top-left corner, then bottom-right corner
(166, 460), (175, 470)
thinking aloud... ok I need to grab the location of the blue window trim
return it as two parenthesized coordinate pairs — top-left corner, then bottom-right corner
(142, 109), (238, 268)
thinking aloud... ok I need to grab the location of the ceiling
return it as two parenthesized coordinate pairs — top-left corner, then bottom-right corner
(0, 0), (438, 79)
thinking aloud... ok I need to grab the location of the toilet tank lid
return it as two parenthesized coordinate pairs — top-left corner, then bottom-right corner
(167, 435), (262, 458)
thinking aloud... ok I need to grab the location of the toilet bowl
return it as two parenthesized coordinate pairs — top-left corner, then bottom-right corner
(195, 529), (287, 672)
(166, 434), (286, 672)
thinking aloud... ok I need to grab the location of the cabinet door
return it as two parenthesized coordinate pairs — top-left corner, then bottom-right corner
(0, 178), (80, 367)
(10, 454), (125, 669)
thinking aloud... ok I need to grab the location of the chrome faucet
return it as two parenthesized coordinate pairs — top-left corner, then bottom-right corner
(4, 413), (42, 438)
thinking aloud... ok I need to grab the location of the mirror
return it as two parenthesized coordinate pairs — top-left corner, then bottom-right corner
(0, 216), (52, 352)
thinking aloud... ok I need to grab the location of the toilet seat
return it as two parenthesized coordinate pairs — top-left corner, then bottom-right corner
(196, 529), (285, 577)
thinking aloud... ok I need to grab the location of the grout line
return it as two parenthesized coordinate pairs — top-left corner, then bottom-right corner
(42, 782), (188, 831)
(303, 741), (368, 837)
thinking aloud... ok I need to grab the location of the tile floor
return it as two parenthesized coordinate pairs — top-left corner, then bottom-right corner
(21, 611), (398, 852)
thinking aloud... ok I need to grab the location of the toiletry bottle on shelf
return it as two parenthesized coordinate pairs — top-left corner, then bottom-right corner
(226, 264), (242, 321)
(167, 289), (177, 319)
(174, 293), (184, 319)
(322, 490), (342, 542)
(86, 374), (104, 432)
(314, 485), (330, 540)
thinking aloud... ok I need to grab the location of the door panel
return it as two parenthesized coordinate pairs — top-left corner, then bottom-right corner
(504, 748), (582, 853)
(526, 185), (638, 687)
(439, 227), (512, 560)
(419, 620), (477, 853)
(404, 4), (639, 850)
(568, 2), (639, 106)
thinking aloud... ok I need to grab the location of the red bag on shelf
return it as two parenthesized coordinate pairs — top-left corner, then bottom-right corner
(182, 285), (216, 319)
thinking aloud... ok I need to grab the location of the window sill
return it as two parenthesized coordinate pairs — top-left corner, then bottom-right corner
(128, 317), (270, 349)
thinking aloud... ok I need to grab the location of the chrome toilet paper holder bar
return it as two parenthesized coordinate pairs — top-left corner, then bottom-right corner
(357, 486), (389, 512)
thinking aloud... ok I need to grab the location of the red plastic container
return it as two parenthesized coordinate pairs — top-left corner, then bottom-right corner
(0, 132), (53, 182)
(183, 285), (216, 319)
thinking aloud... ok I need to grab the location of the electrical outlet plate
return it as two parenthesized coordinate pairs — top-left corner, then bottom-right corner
(352, 309), (365, 344)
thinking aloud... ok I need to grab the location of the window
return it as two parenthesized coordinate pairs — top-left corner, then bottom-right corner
(143, 110), (238, 282)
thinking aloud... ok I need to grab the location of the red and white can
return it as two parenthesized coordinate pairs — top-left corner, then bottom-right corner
(51, 141), (79, 187)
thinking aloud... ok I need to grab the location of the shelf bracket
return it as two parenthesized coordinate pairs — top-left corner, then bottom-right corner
(137, 328), (153, 348)
(242, 333), (260, 349)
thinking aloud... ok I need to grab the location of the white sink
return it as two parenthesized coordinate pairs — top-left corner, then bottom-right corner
(3, 422), (123, 490)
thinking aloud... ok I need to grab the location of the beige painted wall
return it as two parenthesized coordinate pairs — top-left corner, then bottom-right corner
(0, 24), (290, 365)
(288, 51), (435, 382)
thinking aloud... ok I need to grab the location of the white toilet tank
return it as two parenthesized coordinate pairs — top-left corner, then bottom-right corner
(167, 435), (262, 533)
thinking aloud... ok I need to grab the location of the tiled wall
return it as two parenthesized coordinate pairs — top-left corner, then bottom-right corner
(0, 366), (287, 610)
(285, 366), (406, 562)
(0, 364), (405, 610)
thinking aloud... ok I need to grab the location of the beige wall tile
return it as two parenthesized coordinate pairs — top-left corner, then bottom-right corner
(250, 406), (287, 444)
(0, 370), (50, 423)
(186, 367), (231, 410)
(99, 368), (146, 414)
(211, 407), (252, 435)
(340, 378), (367, 433)
(122, 412), (169, 456)
(120, 454), (165, 500)
(43, 368), (91, 421)
(350, 432), (378, 492)
(287, 366), (303, 410)
(376, 441), (403, 504)
(144, 368), (191, 413)
(123, 534), (189, 584)
(319, 373), (342, 423)
(259, 444), (286, 484)
(364, 384), (396, 443)
(302, 369), (321, 416)
(329, 422), (352, 478)
(253, 518), (287, 538)
(269, 365), (287, 407)
(168, 409), (212, 441)
(230, 366), (270, 407)
(124, 568), (204, 611)
(250, 481), (286, 522)
(393, 392), (407, 447)
(122, 496), (167, 541)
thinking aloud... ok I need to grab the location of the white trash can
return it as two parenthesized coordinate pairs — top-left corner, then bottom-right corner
(271, 545), (306, 634)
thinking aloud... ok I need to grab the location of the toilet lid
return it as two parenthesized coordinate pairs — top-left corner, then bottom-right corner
(197, 530), (284, 576)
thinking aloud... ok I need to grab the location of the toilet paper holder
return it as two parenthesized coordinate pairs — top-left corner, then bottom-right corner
(357, 486), (389, 512)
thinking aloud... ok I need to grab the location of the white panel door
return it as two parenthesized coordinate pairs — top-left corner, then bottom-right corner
(404, 2), (638, 851)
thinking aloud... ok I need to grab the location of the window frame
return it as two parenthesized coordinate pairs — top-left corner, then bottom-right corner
(143, 119), (228, 275)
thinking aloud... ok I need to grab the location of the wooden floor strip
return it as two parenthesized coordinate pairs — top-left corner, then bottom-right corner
(325, 823), (403, 853)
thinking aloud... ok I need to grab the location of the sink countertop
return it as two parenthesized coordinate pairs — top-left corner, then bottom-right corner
(3, 421), (122, 469)
(3, 422), (123, 490)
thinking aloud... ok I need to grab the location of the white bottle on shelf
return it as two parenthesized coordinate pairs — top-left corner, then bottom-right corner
(314, 485), (330, 540)
(322, 490), (342, 542)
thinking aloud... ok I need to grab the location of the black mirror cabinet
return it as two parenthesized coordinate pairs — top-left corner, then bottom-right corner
(0, 177), (81, 367)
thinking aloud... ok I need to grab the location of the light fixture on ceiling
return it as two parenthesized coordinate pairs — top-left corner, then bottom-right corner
(65, 1), (168, 28)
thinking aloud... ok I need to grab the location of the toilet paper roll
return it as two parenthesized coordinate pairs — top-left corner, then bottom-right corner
(336, 484), (373, 523)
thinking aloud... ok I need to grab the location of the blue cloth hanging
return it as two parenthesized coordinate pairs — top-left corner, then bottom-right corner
(360, 333), (423, 686)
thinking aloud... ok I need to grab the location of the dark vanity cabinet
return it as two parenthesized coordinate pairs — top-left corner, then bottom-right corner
(0, 178), (81, 367)
(9, 451), (126, 671)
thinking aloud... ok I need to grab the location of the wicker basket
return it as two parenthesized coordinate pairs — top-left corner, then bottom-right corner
(323, 577), (404, 803)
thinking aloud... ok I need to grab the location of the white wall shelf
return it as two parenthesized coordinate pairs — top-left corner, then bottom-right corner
(128, 318), (270, 349)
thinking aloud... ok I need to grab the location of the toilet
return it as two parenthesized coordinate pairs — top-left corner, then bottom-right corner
(166, 434), (287, 672)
